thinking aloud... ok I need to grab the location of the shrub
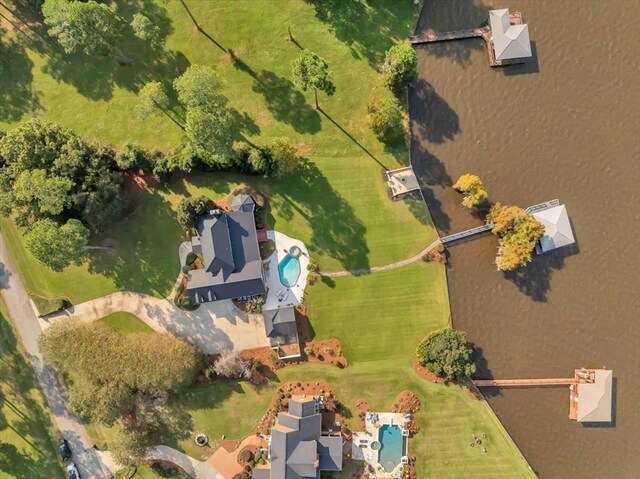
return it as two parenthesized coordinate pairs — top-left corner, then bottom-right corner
(204, 364), (217, 380)
(333, 360), (342, 368)
(186, 252), (197, 265)
(323, 347), (334, 356)
(115, 143), (142, 170)
(366, 97), (405, 141)
(181, 265), (190, 274)
(304, 346), (314, 356)
(177, 196), (214, 231)
(416, 328), (475, 381)
(238, 449), (253, 464)
(380, 43), (418, 94)
(214, 350), (252, 379)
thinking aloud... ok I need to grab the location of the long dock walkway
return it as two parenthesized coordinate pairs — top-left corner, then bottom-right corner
(473, 378), (577, 387)
(410, 26), (489, 45)
(440, 224), (493, 244)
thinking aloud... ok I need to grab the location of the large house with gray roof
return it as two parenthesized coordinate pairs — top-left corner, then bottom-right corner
(252, 396), (343, 479)
(186, 195), (266, 304)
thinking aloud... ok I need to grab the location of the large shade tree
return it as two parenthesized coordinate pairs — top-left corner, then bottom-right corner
(42, 0), (124, 56)
(39, 319), (200, 464)
(416, 328), (476, 381)
(380, 43), (418, 95)
(24, 219), (89, 271)
(291, 50), (336, 110)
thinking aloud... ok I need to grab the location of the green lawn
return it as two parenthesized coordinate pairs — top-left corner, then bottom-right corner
(97, 312), (154, 334)
(0, 300), (64, 479)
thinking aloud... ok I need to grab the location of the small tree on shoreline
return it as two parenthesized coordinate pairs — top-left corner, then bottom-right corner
(416, 328), (475, 381)
(380, 43), (418, 95)
(453, 174), (488, 208)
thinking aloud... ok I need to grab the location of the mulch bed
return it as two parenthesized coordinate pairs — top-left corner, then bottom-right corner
(237, 444), (259, 466)
(123, 169), (157, 202)
(256, 381), (342, 435)
(354, 399), (372, 430)
(413, 358), (447, 384)
(391, 390), (421, 414)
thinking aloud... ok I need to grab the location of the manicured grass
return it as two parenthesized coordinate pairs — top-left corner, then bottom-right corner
(97, 312), (154, 334)
(163, 264), (531, 477)
(1, 0), (435, 302)
(132, 464), (189, 478)
(0, 299), (64, 479)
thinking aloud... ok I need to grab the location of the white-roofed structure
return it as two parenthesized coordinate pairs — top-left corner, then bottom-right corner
(489, 8), (532, 61)
(574, 370), (613, 423)
(532, 204), (576, 254)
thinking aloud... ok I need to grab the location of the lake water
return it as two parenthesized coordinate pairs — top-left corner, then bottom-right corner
(410, 1), (640, 478)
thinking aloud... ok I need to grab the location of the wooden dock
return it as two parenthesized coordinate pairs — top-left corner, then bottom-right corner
(411, 12), (525, 67)
(473, 378), (577, 387)
(410, 26), (488, 45)
(440, 224), (493, 245)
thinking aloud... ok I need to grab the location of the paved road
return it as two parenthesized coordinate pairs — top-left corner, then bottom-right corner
(0, 234), (117, 478)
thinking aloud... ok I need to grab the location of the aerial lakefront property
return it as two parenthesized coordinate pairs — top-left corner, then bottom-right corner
(0, 1), (633, 479)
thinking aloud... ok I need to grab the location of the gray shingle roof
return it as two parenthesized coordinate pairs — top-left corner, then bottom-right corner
(489, 9), (532, 61)
(254, 398), (342, 479)
(263, 307), (297, 338)
(186, 209), (265, 303)
(231, 194), (256, 213)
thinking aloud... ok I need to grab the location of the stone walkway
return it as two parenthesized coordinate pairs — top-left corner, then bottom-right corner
(320, 239), (441, 277)
(44, 291), (270, 354)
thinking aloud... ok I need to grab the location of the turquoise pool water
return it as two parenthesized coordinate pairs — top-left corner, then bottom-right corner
(278, 254), (301, 287)
(378, 425), (404, 473)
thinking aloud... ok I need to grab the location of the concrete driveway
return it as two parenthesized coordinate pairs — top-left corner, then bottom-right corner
(45, 292), (270, 354)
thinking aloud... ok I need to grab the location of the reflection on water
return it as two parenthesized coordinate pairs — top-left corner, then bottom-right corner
(411, 1), (640, 477)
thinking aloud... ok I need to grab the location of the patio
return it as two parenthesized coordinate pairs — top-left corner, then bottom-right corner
(385, 167), (420, 200)
(262, 230), (310, 311)
(352, 412), (410, 479)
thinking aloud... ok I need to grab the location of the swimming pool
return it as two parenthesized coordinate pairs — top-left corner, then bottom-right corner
(278, 253), (301, 287)
(378, 425), (404, 473)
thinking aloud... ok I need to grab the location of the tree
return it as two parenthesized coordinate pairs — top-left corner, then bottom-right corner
(453, 174), (488, 208)
(176, 195), (214, 231)
(130, 12), (162, 49)
(25, 219), (89, 271)
(266, 137), (300, 176)
(0, 119), (126, 233)
(416, 328), (475, 381)
(39, 319), (200, 427)
(173, 64), (227, 110)
(109, 427), (152, 467)
(13, 169), (74, 216)
(184, 107), (234, 165)
(486, 203), (545, 271)
(136, 81), (169, 119)
(291, 50), (336, 110)
(366, 97), (405, 141)
(380, 43), (418, 95)
(42, 0), (124, 56)
(213, 350), (252, 379)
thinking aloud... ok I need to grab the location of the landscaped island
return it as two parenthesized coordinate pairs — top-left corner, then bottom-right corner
(0, 1), (533, 478)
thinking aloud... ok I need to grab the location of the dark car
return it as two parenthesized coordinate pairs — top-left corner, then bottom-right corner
(58, 439), (71, 461)
(66, 463), (80, 479)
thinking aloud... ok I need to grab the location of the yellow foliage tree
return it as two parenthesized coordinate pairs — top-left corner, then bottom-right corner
(453, 174), (488, 208)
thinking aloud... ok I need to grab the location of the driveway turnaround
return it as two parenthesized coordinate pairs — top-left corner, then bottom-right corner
(45, 292), (270, 354)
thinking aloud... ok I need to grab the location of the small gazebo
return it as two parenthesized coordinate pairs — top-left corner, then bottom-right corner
(532, 204), (576, 254)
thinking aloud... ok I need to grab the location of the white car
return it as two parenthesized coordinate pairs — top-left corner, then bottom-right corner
(66, 463), (80, 479)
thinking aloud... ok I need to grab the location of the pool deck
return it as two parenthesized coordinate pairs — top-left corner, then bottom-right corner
(352, 412), (409, 478)
(262, 230), (310, 311)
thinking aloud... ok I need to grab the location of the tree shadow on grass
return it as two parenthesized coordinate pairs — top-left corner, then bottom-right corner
(0, 313), (63, 478)
(41, 1), (189, 102)
(269, 159), (370, 271)
(303, 0), (417, 67)
(0, 32), (41, 121)
(414, 0), (488, 67)
(87, 188), (181, 297)
(251, 69), (321, 134)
